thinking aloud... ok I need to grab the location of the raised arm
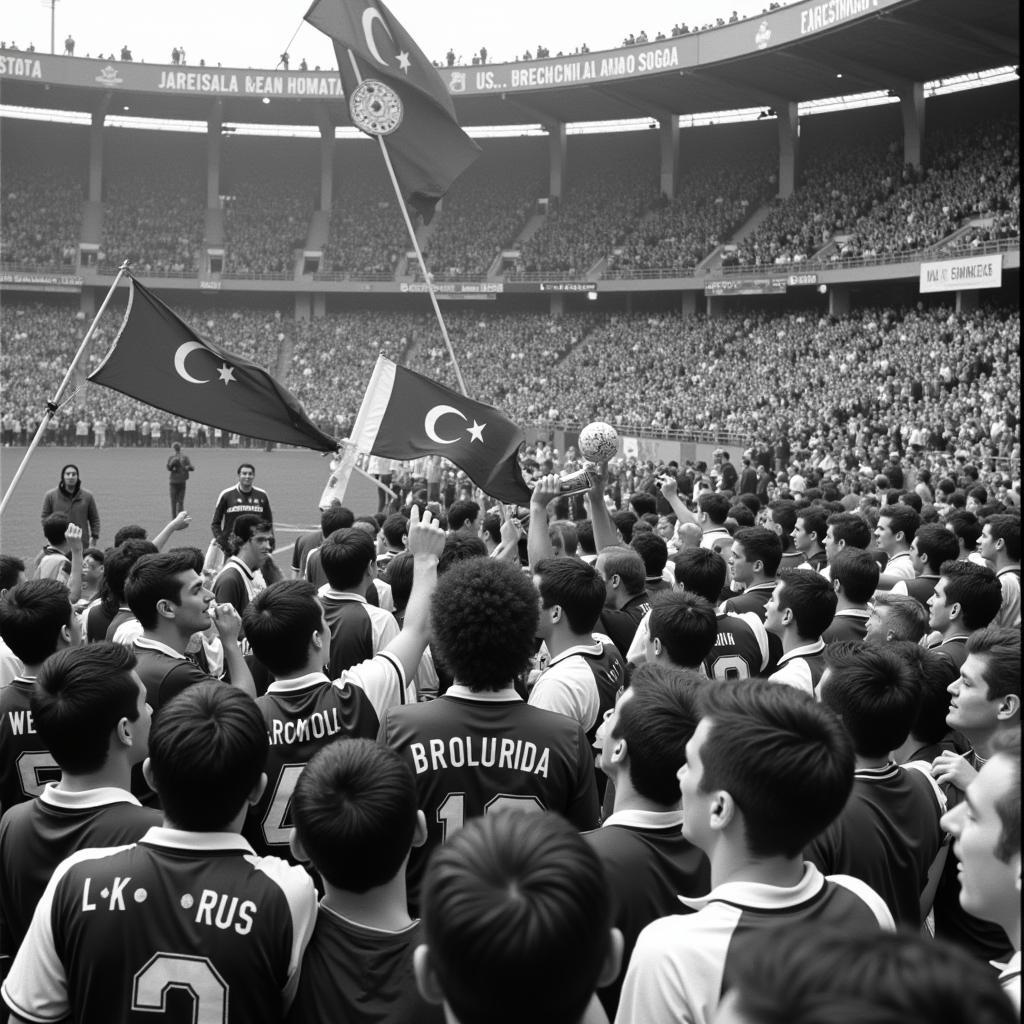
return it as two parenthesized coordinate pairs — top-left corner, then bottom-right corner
(527, 475), (560, 570)
(584, 466), (619, 554)
(152, 511), (192, 551)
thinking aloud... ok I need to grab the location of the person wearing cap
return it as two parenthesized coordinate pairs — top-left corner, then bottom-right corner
(166, 442), (195, 517)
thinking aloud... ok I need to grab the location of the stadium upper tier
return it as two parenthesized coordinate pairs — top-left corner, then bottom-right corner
(0, 0), (1015, 126)
(1, 86), (1017, 281)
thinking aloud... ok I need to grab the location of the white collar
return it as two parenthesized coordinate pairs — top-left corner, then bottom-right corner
(680, 862), (824, 912)
(602, 807), (685, 829)
(140, 826), (254, 853)
(318, 585), (366, 604)
(547, 639), (605, 666)
(777, 639), (827, 665)
(446, 683), (521, 702)
(41, 783), (141, 809)
(266, 671), (333, 695)
(134, 636), (186, 660)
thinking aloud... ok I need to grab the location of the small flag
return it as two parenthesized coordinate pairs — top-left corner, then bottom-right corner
(88, 277), (337, 452)
(350, 356), (531, 505)
(304, 0), (480, 220)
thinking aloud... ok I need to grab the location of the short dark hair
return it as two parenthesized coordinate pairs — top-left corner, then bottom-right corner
(612, 664), (704, 805)
(966, 626), (1021, 703)
(113, 524), (148, 547)
(724, 925), (1015, 1024)
(237, 462), (255, 476)
(230, 515), (271, 547)
(991, 729), (1021, 862)
(776, 569), (837, 639)
(672, 547), (727, 604)
(0, 554), (26, 591)
(727, 504), (756, 528)
(612, 509), (638, 544)
(630, 530), (668, 578)
(438, 534), (488, 575)
(125, 549), (200, 629)
(648, 591), (717, 668)
(796, 508), (828, 545)
(148, 683), (267, 831)
(292, 738), (417, 892)
(945, 509), (982, 550)
(767, 499), (797, 535)
(41, 512), (70, 546)
(0, 579), (73, 664)
(871, 593), (928, 642)
(446, 499), (480, 532)
(820, 643), (921, 757)
(104, 539), (159, 605)
(548, 520), (579, 557)
(576, 519), (596, 555)
(33, 643), (141, 774)
(599, 547), (646, 597)
(698, 492), (731, 525)
(829, 548), (879, 604)
(479, 513), (501, 547)
(384, 551), (414, 612)
(243, 580), (322, 677)
(912, 647), (962, 744)
(321, 505), (354, 536)
(939, 560), (1002, 630)
(380, 512), (409, 548)
(431, 559), (538, 691)
(879, 504), (921, 544)
(698, 680), (854, 857)
(733, 527), (783, 577)
(914, 523), (960, 574)
(983, 514), (1021, 561)
(422, 813), (612, 1024)
(535, 557), (605, 635)
(629, 492), (657, 517)
(320, 528), (376, 590)
(826, 512), (872, 550)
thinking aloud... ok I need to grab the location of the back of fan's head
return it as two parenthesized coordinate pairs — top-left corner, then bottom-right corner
(430, 558), (538, 691)
(292, 739), (418, 893)
(0, 578), (73, 664)
(243, 580), (322, 677)
(147, 682), (267, 831)
(125, 549), (198, 629)
(320, 528), (376, 590)
(420, 812), (614, 1024)
(535, 557), (605, 635)
(33, 642), (143, 774)
(696, 680), (854, 858)
(722, 924), (1016, 1024)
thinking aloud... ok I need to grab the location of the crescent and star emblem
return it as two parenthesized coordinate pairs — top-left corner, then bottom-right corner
(424, 405), (486, 445)
(173, 342), (236, 386)
(361, 6), (412, 73)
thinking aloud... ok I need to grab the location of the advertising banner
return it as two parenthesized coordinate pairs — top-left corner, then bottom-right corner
(919, 254), (1003, 293)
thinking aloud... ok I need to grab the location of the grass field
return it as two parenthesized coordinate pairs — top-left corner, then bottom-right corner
(0, 446), (380, 570)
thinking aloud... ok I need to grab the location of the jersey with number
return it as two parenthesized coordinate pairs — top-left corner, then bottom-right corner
(702, 612), (771, 682)
(1, 827), (316, 1024)
(0, 785), (161, 969)
(245, 674), (380, 860)
(0, 678), (60, 814)
(379, 686), (600, 912)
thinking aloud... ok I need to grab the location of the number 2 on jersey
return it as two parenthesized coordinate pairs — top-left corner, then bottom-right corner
(436, 792), (545, 840)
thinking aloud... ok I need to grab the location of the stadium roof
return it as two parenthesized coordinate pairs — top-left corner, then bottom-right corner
(0, 0), (1017, 128)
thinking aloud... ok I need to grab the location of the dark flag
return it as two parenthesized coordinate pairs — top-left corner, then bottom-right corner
(350, 356), (531, 505)
(304, 0), (480, 220)
(88, 277), (337, 452)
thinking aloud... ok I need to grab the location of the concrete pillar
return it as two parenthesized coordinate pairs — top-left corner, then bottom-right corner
(659, 116), (679, 199)
(705, 295), (725, 317)
(680, 290), (698, 317)
(548, 122), (567, 201)
(956, 288), (979, 314)
(294, 294), (312, 321)
(318, 106), (334, 210)
(776, 102), (799, 199)
(312, 292), (326, 318)
(549, 293), (565, 317)
(898, 81), (925, 170)
(206, 99), (223, 208)
(828, 284), (851, 317)
(88, 108), (106, 203)
(80, 288), (97, 318)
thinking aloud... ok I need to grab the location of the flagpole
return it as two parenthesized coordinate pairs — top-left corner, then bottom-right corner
(0, 261), (131, 518)
(345, 48), (470, 398)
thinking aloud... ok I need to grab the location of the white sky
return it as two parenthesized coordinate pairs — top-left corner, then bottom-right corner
(3, 2), (783, 69)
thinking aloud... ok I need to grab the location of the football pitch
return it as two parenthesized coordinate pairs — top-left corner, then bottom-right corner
(0, 446), (380, 570)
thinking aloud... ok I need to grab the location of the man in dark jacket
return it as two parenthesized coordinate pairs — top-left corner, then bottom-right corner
(40, 465), (99, 546)
(166, 442), (195, 517)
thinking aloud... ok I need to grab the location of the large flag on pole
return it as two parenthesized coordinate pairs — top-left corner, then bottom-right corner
(304, 0), (480, 220)
(351, 356), (532, 505)
(88, 277), (337, 452)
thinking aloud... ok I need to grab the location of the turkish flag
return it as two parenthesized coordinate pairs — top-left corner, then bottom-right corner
(350, 356), (531, 505)
(88, 276), (337, 452)
(304, 0), (480, 220)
